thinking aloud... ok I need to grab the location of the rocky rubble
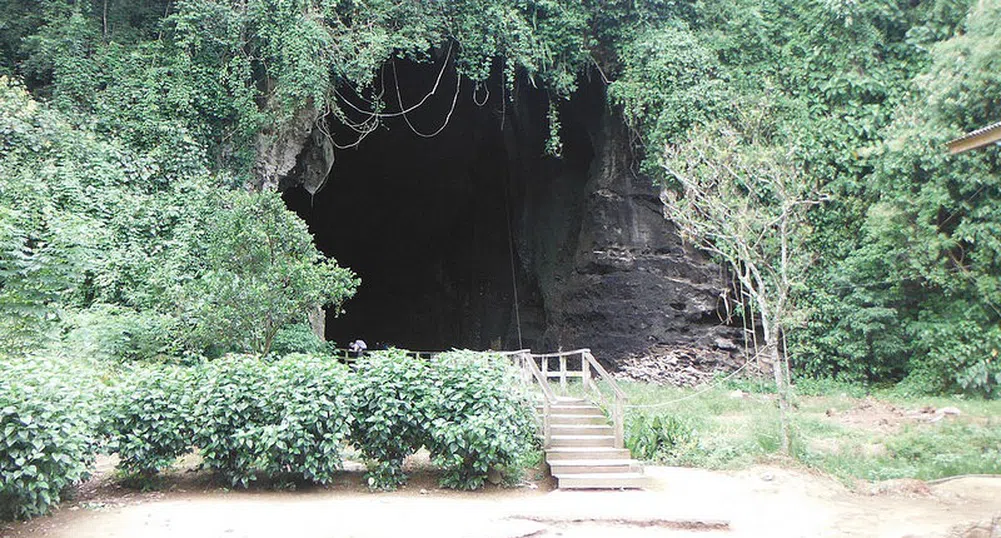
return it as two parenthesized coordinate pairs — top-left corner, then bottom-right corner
(613, 345), (748, 387)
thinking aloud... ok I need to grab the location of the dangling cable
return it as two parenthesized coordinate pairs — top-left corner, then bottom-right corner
(393, 56), (461, 139)
(472, 81), (490, 107)
(504, 180), (524, 350)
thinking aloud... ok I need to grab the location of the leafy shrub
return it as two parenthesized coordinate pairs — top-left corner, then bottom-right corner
(425, 351), (536, 490)
(270, 323), (328, 356)
(0, 356), (104, 520)
(625, 412), (697, 463)
(191, 356), (274, 487)
(257, 354), (352, 485)
(103, 365), (195, 480)
(348, 349), (431, 490)
(178, 191), (358, 356)
(61, 305), (182, 363)
(192, 354), (351, 488)
(908, 306), (1001, 398)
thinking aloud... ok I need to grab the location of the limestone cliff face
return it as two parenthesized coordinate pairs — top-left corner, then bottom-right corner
(276, 71), (740, 365)
(511, 86), (740, 362)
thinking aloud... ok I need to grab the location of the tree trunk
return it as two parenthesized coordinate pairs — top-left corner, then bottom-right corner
(767, 327), (792, 455)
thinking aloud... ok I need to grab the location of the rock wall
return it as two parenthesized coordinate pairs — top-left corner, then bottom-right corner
(276, 69), (741, 366)
(510, 81), (741, 363)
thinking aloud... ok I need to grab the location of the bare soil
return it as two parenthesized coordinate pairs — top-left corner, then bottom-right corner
(2, 453), (999, 538)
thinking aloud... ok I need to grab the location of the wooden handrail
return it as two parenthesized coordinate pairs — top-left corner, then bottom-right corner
(530, 348), (591, 358)
(582, 351), (626, 400)
(519, 351), (555, 448)
(523, 352), (557, 403)
(522, 349), (628, 450)
(581, 351), (626, 449)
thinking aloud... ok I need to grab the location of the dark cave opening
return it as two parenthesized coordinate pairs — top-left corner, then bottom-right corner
(282, 58), (597, 351)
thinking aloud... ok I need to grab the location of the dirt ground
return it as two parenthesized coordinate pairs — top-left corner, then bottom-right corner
(2, 452), (999, 538)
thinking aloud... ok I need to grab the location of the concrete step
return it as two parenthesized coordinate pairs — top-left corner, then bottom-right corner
(544, 447), (631, 460)
(547, 405), (603, 416)
(548, 414), (608, 425)
(549, 434), (616, 448)
(550, 424), (614, 436)
(548, 459), (642, 475)
(554, 397), (588, 404)
(556, 472), (649, 490)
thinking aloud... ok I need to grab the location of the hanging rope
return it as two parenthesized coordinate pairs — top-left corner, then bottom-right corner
(472, 81), (490, 107)
(333, 43), (454, 119)
(393, 56), (461, 139)
(504, 181), (524, 350)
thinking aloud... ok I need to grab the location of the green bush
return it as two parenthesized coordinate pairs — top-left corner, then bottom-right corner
(61, 306), (182, 363)
(425, 351), (536, 490)
(270, 323), (328, 356)
(0, 356), (103, 520)
(348, 349), (431, 490)
(624, 412), (698, 463)
(192, 355), (351, 488)
(103, 365), (195, 480)
(257, 354), (352, 485)
(178, 191), (358, 357)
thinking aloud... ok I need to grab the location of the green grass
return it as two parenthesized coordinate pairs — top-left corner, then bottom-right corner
(608, 379), (1001, 485)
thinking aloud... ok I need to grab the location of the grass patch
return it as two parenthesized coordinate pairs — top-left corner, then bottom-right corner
(613, 379), (1001, 483)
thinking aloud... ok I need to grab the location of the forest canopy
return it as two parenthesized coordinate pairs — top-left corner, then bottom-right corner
(0, 0), (999, 394)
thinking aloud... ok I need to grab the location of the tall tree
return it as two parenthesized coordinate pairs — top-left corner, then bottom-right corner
(661, 104), (825, 453)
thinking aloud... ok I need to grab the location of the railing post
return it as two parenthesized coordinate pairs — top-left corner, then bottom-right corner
(582, 354), (591, 392)
(614, 396), (625, 449)
(543, 396), (551, 448)
(541, 356), (548, 390)
(559, 354), (567, 392)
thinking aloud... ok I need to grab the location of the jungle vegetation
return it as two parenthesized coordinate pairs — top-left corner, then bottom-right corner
(2, 0), (998, 394)
(1, 0), (1000, 521)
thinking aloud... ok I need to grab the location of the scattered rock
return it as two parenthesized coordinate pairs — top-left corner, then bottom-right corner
(714, 337), (738, 351)
(614, 345), (749, 387)
(419, 489), (428, 495)
(940, 406), (963, 416)
(760, 473), (774, 482)
(825, 408), (836, 417)
(729, 390), (747, 399)
(487, 469), (502, 485)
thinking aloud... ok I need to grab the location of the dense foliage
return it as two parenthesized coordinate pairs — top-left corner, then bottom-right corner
(2, 349), (535, 519)
(348, 349), (431, 489)
(0, 77), (356, 360)
(348, 349), (537, 490)
(103, 365), (196, 479)
(425, 350), (536, 490)
(0, 355), (104, 520)
(2, 0), (999, 394)
(193, 354), (353, 488)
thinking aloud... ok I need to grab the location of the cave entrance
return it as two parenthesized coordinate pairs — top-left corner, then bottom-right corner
(283, 58), (551, 352)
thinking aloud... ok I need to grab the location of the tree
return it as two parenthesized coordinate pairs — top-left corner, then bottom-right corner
(179, 191), (359, 356)
(661, 105), (825, 453)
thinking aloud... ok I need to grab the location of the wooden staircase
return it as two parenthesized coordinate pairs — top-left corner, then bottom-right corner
(544, 397), (647, 489)
(516, 349), (648, 490)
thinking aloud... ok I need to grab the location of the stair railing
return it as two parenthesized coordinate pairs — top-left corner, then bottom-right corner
(581, 350), (626, 449)
(524, 348), (627, 449)
(503, 349), (556, 447)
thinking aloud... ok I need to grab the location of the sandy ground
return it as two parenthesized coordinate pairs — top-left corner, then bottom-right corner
(3, 457), (1000, 538)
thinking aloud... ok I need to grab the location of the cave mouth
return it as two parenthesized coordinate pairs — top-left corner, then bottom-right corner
(283, 58), (596, 352)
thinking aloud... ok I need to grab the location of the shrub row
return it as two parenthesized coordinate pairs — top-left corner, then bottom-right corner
(350, 349), (537, 490)
(0, 356), (104, 520)
(2, 350), (537, 520)
(104, 354), (354, 489)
